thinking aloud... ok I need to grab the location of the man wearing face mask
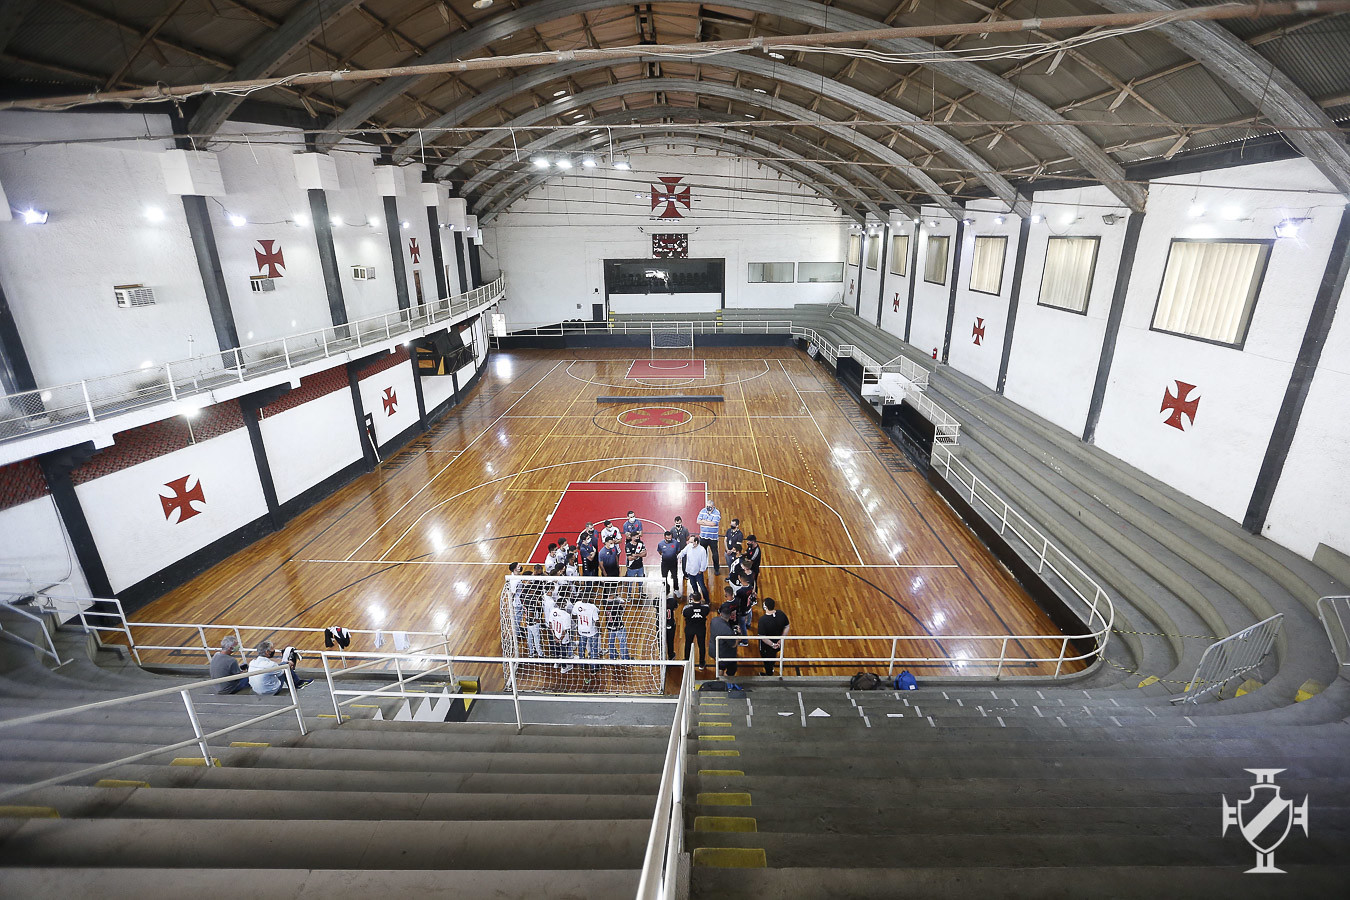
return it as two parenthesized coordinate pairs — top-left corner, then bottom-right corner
(696, 498), (722, 576)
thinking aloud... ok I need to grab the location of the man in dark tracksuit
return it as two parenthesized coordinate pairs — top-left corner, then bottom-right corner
(682, 596), (711, 668)
(657, 530), (682, 598)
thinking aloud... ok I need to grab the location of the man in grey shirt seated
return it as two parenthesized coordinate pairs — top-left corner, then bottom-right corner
(209, 637), (248, 694)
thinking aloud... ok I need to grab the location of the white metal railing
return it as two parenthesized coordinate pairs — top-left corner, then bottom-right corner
(930, 443), (1115, 664)
(505, 319), (794, 337)
(0, 276), (504, 443)
(711, 626), (1106, 679)
(0, 664), (307, 802)
(1173, 614), (1284, 704)
(636, 656), (695, 900)
(1317, 596), (1350, 668)
(39, 593), (442, 669)
(322, 648), (685, 732)
(0, 599), (64, 665)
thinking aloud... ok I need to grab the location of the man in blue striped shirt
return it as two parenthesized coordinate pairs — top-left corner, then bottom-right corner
(696, 499), (722, 575)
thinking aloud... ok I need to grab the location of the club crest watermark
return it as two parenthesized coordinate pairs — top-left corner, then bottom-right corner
(1222, 769), (1309, 873)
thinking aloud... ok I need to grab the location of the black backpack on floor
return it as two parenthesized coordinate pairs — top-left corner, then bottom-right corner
(849, 672), (882, 691)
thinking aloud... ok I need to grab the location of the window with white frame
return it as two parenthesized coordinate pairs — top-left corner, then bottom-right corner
(748, 262), (794, 283)
(924, 235), (950, 285)
(1037, 236), (1100, 314)
(1151, 239), (1272, 347)
(969, 235), (1008, 295)
(890, 234), (910, 276)
(866, 236), (880, 270)
(798, 262), (844, 283)
(847, 234), (861, 266)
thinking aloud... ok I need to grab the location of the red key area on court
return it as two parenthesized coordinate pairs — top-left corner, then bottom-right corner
(528, 481), (708, 564)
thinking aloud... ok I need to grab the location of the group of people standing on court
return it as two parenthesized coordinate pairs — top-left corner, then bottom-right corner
(508, 498), (791, 680)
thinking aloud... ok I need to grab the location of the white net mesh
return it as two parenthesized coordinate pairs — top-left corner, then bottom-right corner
(500, 575), (665, 693)
(650, 323), (694, 356)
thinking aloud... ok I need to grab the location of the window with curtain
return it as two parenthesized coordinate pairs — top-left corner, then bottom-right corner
(1151, 239), (1271, 346)
(847, 234), (861, 265)
(890, 234), (910, 276)
(968, 235), (1008, 295)
(798, 262), (844, 283)
(924, 235), (950, 285)
(866, 236), (880, 270)
(1037, 236), (1101, 314)
(748, 262), (794, 283)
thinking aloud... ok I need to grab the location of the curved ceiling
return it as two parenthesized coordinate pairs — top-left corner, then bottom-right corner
(3, 0), (1348, 216)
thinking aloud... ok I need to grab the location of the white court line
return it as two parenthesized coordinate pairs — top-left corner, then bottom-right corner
(565, 359), (770, 390)
(590, 463), (690, 481)
(372, 454), (866, 566)
(344, 360), (565, 561)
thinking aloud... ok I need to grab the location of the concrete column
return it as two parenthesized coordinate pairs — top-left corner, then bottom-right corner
(0, 275), (37, 395)
(382, 195), (410, 311)
(308, 189), (349, 327)
(1083, 211), (1146, 444)
(941, 217), (967, 363)
(996, 216), (1034, 394)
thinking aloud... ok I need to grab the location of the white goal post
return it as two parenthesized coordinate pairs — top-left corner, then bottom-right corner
(650, 322), (694, 358)
(500, 574), (665, 694)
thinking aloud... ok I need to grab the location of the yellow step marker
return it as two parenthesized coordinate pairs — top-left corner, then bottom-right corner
(1295, 679), (1326, 703)
(698, 734), (735, 741)
(229, 741), (270, 748)
(699, 721), (733, 727)
(695, 816), (757, 833)
(699, 702), (729, 706)
(1235, 678), (1263, 698)
(95, 779), (149, 789)
(697, 792), (752, 806)
(692, 848), (766, 868)
(698, 710), (732, 716)
(1137, 675), (1160, 688)
(0, 806), (59, 818)
(351, 704), (381, 709)
(170, 758), (221, 767)
(698, 749), (740, 757)
(318, 714), (352, 719)
(698, 769), (744, 776)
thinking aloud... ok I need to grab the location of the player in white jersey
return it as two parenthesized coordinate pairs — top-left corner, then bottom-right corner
(547, 601), (575, 674)
(573, 598), (601, 668)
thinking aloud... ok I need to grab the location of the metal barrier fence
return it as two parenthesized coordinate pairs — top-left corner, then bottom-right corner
(1318, 596), (1350, 667)
(636, 657), (695, 900)
(0, 276), (504, 443)
(1172, 614), (1284, 704)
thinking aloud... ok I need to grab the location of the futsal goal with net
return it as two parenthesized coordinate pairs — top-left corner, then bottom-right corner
(650, 322), (694, 359)
(499, 574), (665, 693)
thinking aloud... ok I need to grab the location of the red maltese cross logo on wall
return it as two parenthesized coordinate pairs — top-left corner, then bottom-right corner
(1161, 380), (1200, 431)
(254, 240), (285, 278)
(651, 177), (691, 219)
(972, 317), (986, 346)
(160, 476), (205, 524)
(893, 292), (900, 312)
(382, 387), (398, 416)
(408, 237), (421, 264)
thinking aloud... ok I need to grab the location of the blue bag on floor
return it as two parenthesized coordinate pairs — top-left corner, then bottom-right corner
(895, 671), (918, 691)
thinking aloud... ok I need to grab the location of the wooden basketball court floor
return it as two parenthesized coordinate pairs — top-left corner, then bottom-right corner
(135, 348), (1080, 683)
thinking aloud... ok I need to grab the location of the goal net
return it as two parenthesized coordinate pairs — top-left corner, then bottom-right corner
(650, 322), (694, 359)
(499, 575), (665, 694)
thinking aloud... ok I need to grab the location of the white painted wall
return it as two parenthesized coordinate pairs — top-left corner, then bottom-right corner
(0, 496), (90, 594)
(421, 374), (456, 412)
(1002, 185), (1131, 435)
(75, 429), (267, 591)
(878, 224), (918, 337)
(357, 357), (419, 447)
(391, 164), (435, 309)
(610, 293), (721, 315)
(0, 111), (218, 384)
(259, 389), (363, 504)
(946, 201), (1023, 390)
(485, 147), (851, 328)
(907, 208), (959, 360)
(328, 141), (401, 322)
(1091, 158), (1342, 524)
(1252, 277), (1350, 559)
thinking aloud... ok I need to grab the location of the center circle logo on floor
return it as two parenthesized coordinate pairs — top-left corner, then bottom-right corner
(618, 407), (691, 428)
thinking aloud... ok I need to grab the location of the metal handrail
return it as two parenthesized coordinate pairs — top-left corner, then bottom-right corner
(0, 664), (306, 802)
(1173, 614), (1284, 704)
(0, 276), (504, 443)
(635, 656), (695, 900)
(1317, 596), (1350, 667)
(0, 599), (64, 665)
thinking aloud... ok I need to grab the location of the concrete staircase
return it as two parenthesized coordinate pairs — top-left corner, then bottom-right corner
(0, 607), (665, 897)
(686, 683), (1350, 898)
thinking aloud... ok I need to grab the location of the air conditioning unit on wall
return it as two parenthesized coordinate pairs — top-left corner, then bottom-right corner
(113, 284), (155, 308)
(250, 276), (276, 293)
(352, 265), (376, 281)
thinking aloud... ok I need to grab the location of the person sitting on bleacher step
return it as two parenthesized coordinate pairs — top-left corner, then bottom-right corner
(209, 637), (248, 694)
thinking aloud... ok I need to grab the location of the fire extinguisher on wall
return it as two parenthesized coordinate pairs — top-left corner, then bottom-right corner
(932, 348), (939, 361)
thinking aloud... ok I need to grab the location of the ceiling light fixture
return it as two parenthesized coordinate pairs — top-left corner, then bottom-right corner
(613, 159), (631, 170)
(1030, 214), (1043, 224)
(401, 220), (411, 229)
(19, 208), (48, 225)
(753, 87), (768, 94)
(768, 51), (785, 60)
(1275, 217), (1308, 240)
(472, 0), (494, 9)
(555, 158), (572, 169)
(144, 206), (164, 222)
(227, 213), (247, 227)
(993, 215), (1004, 226)
(553, 90), (567, 97)
(531, 156), (550, 169)
(581, 157), (597, 168)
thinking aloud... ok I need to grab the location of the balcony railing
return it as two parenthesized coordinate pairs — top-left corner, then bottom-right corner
(0, 276), (504, 444)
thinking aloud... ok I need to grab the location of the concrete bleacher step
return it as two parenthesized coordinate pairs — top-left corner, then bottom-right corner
(0, 818), (649, 870)
(0, 867), (641, 900)
(691, 865), (1350, 899)
(8, 783), (658, 822)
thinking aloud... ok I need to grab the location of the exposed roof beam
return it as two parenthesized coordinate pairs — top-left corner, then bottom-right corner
(434, 77), (955, 215)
